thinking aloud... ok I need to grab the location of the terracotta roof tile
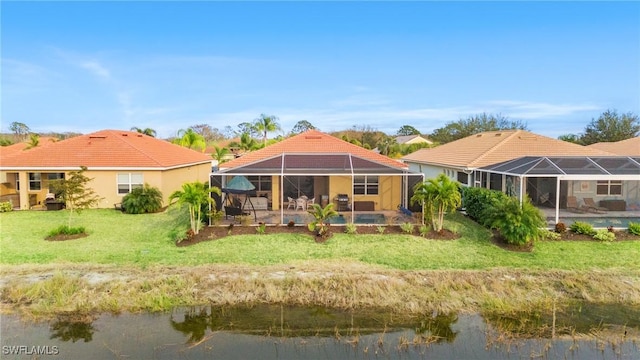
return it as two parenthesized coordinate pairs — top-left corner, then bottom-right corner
(402, 130), (615, 169)
(587, 137), (640, 156)
(0, 130), (212, 169)
(221, 130), (407, 170)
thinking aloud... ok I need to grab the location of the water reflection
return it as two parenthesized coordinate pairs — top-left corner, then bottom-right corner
(1, 303), (638, 360)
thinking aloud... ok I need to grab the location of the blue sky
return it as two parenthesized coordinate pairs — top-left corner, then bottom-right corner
(2, 1), (639, 139)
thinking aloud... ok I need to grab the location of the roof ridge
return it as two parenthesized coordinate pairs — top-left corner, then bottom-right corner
(468, 130), (522, 167)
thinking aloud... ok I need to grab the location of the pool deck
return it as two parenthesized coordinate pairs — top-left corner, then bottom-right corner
(538, 207), (640, 228)
(216, 209), (417, 226)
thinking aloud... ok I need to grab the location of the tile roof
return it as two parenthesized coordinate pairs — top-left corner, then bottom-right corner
(401, 130), (615, 169)
(0, 136), (59, 157)
(395, 135), (432, 144)
(0, 129), (213, 169)
(220, 129), (407, 170)
(587, 137), (640, 156)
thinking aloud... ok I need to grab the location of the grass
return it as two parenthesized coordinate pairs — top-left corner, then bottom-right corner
(1, 208), (639, 270)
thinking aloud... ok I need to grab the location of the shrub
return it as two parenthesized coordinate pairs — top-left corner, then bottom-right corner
(0, 201), (13, 212)
(209, 209), (224, 225)
(376, 225), (386, 234)
(570, 221), (596, 236)
(256, 222), (267, 235)
(400, 222), (414, 234)
(122, 183), (163, 214)
(419, 224), (430, 237)
(240, 215), (252, 226)
(47, 225), (86, 237)
(629, 222), (640, 236)
(485, 196), (545, 246)
(461, 187), (510, 227)
(554, 222), (566, 233)
(540, 229), (561, 241)
(345, 223), (357, 234)
(307, 203), (338, 238)
(593, 229), (615, 242)
(287, 220), (295, 227)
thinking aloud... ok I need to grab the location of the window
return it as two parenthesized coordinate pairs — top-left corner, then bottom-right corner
(117, 173), (143, 194)
(596, 180), (622, 196)
(15, 173), (20, 191)
(28, 173), (41, 191)
(457, 172), (468, 185)
(354, 175), (378, 195)
(247, 176), (272, 191)
(47, 173), (65, 192)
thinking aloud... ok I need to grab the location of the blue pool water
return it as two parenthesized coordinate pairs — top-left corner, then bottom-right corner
(558, 217), (640, 228)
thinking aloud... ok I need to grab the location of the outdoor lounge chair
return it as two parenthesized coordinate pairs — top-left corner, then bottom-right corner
(224, 205), (250, 220)
(583, 198), (608, 214)
(566, 196), (586, 213)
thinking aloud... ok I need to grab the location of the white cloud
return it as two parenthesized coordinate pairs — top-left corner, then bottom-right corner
(80, 61), (111, 79)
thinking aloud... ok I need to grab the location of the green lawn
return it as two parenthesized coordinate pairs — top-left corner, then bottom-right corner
(1, 209), (638, 270)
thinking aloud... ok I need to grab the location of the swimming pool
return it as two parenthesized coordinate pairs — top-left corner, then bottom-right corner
(556, 217), (640, 229)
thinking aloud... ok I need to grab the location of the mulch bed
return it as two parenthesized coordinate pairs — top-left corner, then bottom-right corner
(491, 229), (640, 253)
(45, 233), (89, 241)
(176, 224), (460, 247)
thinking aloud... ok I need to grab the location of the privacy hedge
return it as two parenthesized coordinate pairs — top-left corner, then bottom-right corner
(461, 187), (510, 227)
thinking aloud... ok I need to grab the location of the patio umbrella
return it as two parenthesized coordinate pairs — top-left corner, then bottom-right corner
(222, 176), (257, 221)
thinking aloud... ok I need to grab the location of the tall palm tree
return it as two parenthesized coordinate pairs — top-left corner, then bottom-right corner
(25, 133), (40, 149)
(174, 128), (206, 151)
(130, 127), (157, 137)
(169, 182), (221, 235)
(253, 114), (281, 146)
(411, 174), (461, 233)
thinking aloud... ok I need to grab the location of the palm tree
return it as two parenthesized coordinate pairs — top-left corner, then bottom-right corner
(130, 127), (157, 137)
(169, 182), (221, 235)
(253, 114), (281, 146)
(212, 145), (231, 164)
(25, 133), (40, 149)
(174, 128), (206, 151)
(238, 132), (258, 151)
(411, 174), (461, 233)
(307, 203), (338, 238)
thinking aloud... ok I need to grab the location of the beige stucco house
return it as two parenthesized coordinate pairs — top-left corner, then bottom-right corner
(0, 130), (213, 210)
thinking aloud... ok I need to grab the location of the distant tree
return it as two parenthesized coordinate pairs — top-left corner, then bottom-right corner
(237, 122), (258, 138)
(50, 166), (103, 227)
(430, 113), (528, 144)
(9, 122), (30, 141)
(130, 127), (157, 137)
(211, 145), (231, 164)
(253, 114), (281, 146)
(578, 109), (640, 145)
(190, 124), (225, 142)
(396, 125), (421, 136)
(377, 136), (400, 157)
(290, 120), (317, 135)
(174, 128), (206, 151)
(557, 134), (580, 144)
(25, 133), (40, 149)
(222, 125), (236, 139)
(0, 137), (14, 146)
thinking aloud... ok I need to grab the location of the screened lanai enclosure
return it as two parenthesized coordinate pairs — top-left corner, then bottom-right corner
(211, 153), (424, 225)
(476, 156), (640, 227)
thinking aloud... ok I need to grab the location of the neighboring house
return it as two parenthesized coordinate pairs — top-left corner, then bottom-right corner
(0, 130), (213, 210)
(587, 137), (640, 156)
(401, 130), (639, 224)
(213, 130), (423, 220)
(395, 134), (433, 145)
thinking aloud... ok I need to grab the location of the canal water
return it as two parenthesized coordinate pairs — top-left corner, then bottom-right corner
(2, 303), (638, 359)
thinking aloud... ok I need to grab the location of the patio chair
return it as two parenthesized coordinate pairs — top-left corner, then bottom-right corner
(583, 198), (608, 214)
(566, 196), (586, 213)
(287, 197), (296, 210)
(306, 197), (315, 209)
(296, 197), (306, 211)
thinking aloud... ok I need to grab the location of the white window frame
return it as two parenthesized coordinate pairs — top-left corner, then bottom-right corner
(28, 172), (41, 191)
(596, 180), (622, 196)
(117, 173), (144, 195)
(353, 175), (379, 195)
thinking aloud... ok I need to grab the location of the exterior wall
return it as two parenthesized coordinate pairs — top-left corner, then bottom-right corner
(406, 162), (468, 184)
(568, 180), (640, 209)
(8, 163), (211, 210)
(271, 175), (280, 210)
(328, 175), (403, 211)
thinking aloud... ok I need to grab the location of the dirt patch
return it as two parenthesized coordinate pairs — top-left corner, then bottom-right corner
(177, 224), (460, 247)
(45, 233), (89, 241)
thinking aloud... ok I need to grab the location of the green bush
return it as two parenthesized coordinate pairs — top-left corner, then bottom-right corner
(122, 184), (163, 214)
(0, 201), (13, 212)
(629, 222), (640, 236)
(400, 222), (414, 234)
(593, 229), (615, 242)
(570, 221), (596, 236)
(344, 223), (357, 234)
(461, 187), (509, 227)
(419, 224), (430, 237)
(376, 225), (386, 234)
(256, 222), (267, 235)
(485, 196), (545, 246)
(47, 225), (86, 237)
(540, 229), (561, 241)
